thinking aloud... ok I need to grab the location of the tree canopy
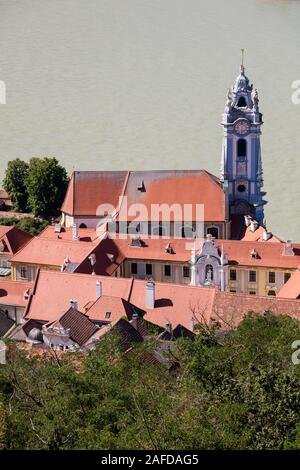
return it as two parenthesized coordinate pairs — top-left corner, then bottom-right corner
(0, 313), (300, 450)
(3, 159), (29, 212)
(2, 157), (69, 218)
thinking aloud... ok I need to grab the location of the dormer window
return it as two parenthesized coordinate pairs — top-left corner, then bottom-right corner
(137, 181), (145, 192)
(250, 249), (259, 259)
(165, 243), (174, 254)
(237, 96), (247, 107)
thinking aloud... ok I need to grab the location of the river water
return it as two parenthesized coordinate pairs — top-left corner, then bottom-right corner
(0, 0), (300, 240)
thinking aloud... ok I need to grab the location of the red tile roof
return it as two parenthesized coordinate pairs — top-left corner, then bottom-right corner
(0, 279), (33, 307)
(277, 270), (300, 299)
(61, 170), (226, 222)
(61, 171), (128, 216)
(0, 225), (33, 255)
(76, 235), (300, 275)
(129, 280), (216, 330)
(39, 225), (98, 242)
(240, 225), (283, 243)
(10, 237), (101, 267)
(25, 271), (134, 322)
(24, 270), (300, 332)
(47, 307), (98, 346)
(85, 296), (144, 322)
(212, 290), (300, 328)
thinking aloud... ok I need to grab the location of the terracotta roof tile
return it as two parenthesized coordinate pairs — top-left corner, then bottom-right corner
(61, 170), (226, 222)
(26, 271), (134, 322)
(11, 237), (100, 267)
(277, 270), (300, 299)
(77, 235), (300, 272)
(39, 225), (97, 242)
(0, 279), (33, 307)
(61, 171), (128, 216)
(0, 225), (33, 255)
(48, 307), (98, 346)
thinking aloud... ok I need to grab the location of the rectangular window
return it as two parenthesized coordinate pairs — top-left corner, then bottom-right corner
(146, 264), (152, 276)
(183, 266), (190, 278)
(230, 289), (236, 293)
(131, 263), (137, 275)
(269, 271), (276, 284)
(249, 270), (257, 283)
(20, 266), (27, 279)
(164, 265), (171, 277)
(230, 269), (237, 281)
(249, 291), (256, 295)
(284, 272), (291, 284)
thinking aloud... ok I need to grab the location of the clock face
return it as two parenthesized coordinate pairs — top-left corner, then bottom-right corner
(235, 120), (250, 135)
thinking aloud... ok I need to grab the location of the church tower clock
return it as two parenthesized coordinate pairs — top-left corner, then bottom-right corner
(220, 55), (266, 226)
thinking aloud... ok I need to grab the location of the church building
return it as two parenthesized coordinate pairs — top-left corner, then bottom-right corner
(61, 61), (267, 240)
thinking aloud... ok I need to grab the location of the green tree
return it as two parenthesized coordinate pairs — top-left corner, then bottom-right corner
(25, 157), (69, 218)
(2, 159), (29, 212)
(0, 217), (49, 235)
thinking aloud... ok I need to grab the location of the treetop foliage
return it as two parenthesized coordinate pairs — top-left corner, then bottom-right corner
(0, 313), (300, 450)
(3, 157), (69, 218)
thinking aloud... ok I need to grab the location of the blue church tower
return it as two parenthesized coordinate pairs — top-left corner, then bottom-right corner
(220, 59), (267, 226)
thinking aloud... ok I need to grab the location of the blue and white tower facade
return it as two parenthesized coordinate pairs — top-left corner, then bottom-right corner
(220, 63), (266, 225)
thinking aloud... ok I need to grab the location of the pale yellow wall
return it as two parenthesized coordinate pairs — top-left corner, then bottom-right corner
(121, 259), (294, 297)
(11, 263), (60, 281)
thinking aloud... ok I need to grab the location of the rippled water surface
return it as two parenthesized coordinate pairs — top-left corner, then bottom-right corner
(0, 0), (300, 240)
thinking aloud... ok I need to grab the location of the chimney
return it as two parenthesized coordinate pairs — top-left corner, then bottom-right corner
(283, 240), (294, 256)
(190, 318), (195, 332)
(262, 229), (272, 241)
(72, 224), (80, 241)
(69, 299), (78, 310)
(146, 280), (155, 309)
(250, 220), (258, 232)
(165, 322), (172, 334)
(96, 280), (102, 299)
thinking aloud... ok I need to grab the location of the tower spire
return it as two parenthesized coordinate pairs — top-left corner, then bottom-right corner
(240, 48), (245, 74)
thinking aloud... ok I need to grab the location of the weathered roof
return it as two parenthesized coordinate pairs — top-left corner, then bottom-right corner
(61, 171), (128, 216)
(0, 309), (14, 337)
(61, 170), (226, 222)
(47, 307), (98, 346)
(0, 225), (33, 255)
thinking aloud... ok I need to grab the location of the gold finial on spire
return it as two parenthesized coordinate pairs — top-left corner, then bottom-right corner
(240, 48), (245, 73)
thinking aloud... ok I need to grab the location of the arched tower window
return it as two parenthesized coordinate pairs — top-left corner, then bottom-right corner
(237, 96), (247, 107)
(237, 138), (247, 158)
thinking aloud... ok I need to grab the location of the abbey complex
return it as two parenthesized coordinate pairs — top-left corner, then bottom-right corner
(1, 64), (300, 350)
